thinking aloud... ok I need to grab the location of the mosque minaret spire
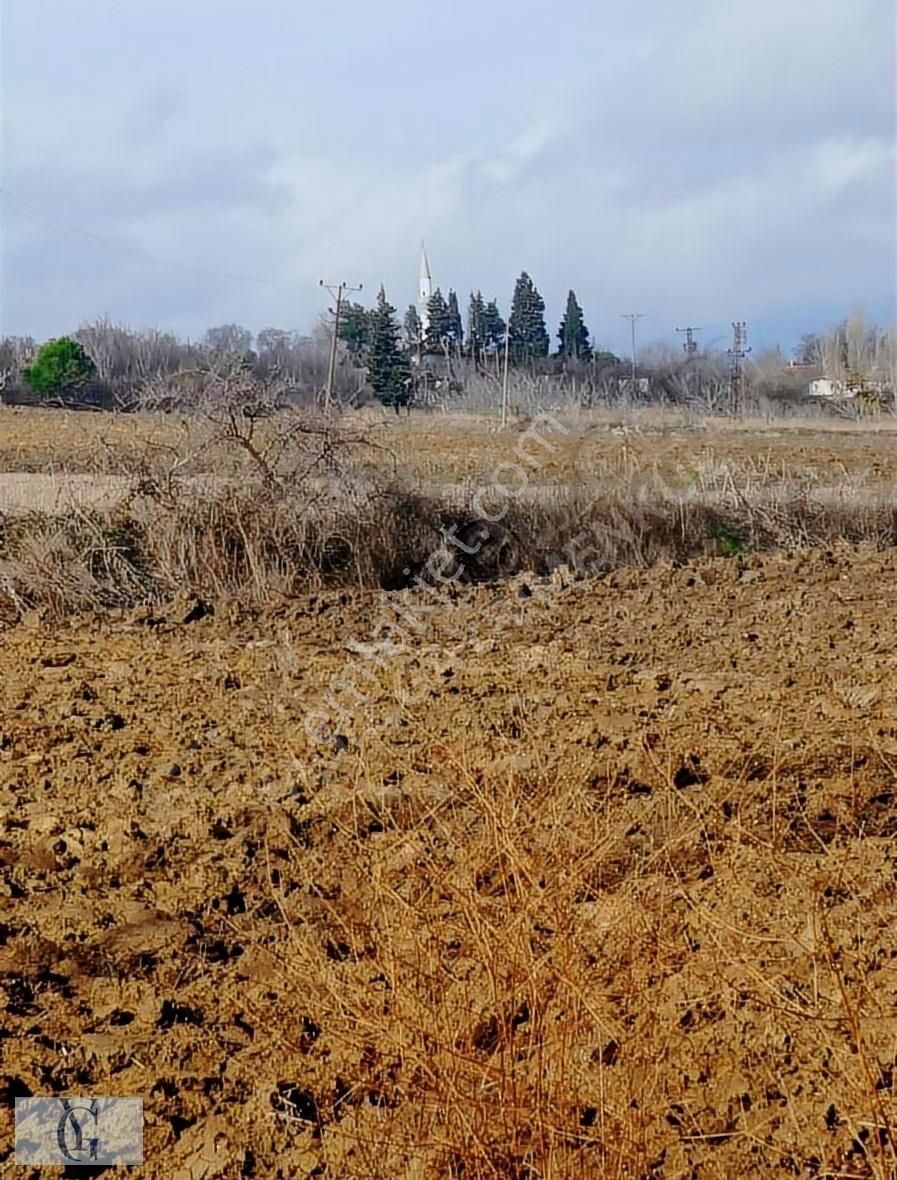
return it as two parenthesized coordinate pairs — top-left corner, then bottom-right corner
(418, 244), (432, 334)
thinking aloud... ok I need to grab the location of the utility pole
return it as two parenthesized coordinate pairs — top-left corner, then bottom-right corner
(677, 327), (702, 402)
(500, 326), (511, 427)
(320, 279), (362, 412)
(727, 321), (751, 415)
(621, 313), (643, 395)
(676, 326), (701, 356)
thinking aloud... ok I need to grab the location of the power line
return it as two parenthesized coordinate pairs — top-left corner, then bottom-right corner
(0, 186), (294, 289)
(676, 325), (701, 356)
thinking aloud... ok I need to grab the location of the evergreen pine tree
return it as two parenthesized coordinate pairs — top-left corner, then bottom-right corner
(424, 288), (450, 353)
(446, 290), (463, 349)
(508, 272), (549, 362)
(468, 292), (484, 339)
(404, 305), (423, 352)
(467, 291), (485, 360)
(338, 303), (371, 363)
(367, 287), (411, 410)
(481, 299), (506, 353)
(557, 290), (592, 360)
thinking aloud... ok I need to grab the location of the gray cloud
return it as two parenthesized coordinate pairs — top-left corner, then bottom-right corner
(1, 0), (893, 353)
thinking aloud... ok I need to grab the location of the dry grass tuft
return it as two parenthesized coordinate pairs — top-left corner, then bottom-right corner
(0, 474), (894, 620)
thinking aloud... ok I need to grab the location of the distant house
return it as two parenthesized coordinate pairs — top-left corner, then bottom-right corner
(616, 377), (651, 396)
(808, 376), (890, 400)
(808, 378), (847, 398)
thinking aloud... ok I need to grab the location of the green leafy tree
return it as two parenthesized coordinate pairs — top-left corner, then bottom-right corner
(446, 290), (463, 348)
(23, 338), (95, 399)
(338, 302), (371, 364)
(367, 287), (411, 410)
(424, 288), (451, 353)
(557, 290), (592, 360)
(481, 299), (506, 353)
(508, 272), (549, 362)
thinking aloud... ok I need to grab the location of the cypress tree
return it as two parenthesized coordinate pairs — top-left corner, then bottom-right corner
(557, 290), (592, 360)
(446, 290), (463, 348)
(404, 305), (423, 352)
(338, 303), (371, 363)
(508, 272), (549, 363)
(424, 288), (450, 353)
(467, 291), (485, 360)
(481, 299), (506, 353)
(367, 287), (411, 410)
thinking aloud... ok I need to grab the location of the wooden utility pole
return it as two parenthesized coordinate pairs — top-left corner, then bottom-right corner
(676, 326), (702, 401)
(500, 327), (511, 427)
(728, 321), (751, 415)
(676, 326), (701, 356)
(621, 313), (644, 394)
(320, 279), (362, 412)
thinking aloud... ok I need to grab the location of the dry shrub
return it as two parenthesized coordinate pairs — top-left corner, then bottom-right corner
(251, 767), (650, 1178)
(0, 476), (895, 620)
(218, 741), (897, 1178)
(0, 510), (153, 616)
(0, 395), (894, 618)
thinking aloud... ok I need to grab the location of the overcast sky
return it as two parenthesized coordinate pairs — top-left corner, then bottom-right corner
(1, 0), (894, 356)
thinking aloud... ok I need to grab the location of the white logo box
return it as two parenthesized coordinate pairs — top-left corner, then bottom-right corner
(15, 1097), (144, 1166)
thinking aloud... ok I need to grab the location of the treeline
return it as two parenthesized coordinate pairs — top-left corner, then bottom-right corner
(0, 269), (619, 411)
(0, 321), (342, 409)
(342, 272), (607, 367)
(348, 275), (615, 385)
(335, 272), (620, 409)
(2, 288), (892, 416)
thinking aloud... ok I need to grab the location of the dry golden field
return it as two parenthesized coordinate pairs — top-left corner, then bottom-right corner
(2, 406), (897, 1178)
(0, 404), (896, 487)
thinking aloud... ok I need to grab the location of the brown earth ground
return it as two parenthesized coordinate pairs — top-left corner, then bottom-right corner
(0, 405), (896, 489)
(2, 542), (897, 1178)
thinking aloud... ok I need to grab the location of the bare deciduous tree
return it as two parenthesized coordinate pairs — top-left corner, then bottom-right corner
(203, 323), (254, 357)
(0, 336), (38, 401)
(73, 318), (195, 404)
(135, 355), (385, 498)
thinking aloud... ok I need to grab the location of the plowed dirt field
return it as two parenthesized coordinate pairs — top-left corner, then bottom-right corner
(3, 545), (897, 1177)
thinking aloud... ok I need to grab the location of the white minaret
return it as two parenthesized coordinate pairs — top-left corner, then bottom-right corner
(418, 244), (432, 334)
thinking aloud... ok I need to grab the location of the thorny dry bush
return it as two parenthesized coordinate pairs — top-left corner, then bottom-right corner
(0, 480), (895, 622)
(0, 376), (896, 620)
(128, 358), (386, 494)
(243, 746), (897, 1178)
(7, 702), (897, 1176)
(0, 362), (412, 615)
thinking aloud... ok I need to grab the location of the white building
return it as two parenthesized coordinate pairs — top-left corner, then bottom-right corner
(808, 378), (846, 398)
(808, 377), (891, 400)
(616, 377), (651, 396)
(418, 245), (432, 335)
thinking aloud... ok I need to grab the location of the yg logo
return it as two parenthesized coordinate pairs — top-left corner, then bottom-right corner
(57, 1098), (101, 1162)
(15, 1096), (143, 1165)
